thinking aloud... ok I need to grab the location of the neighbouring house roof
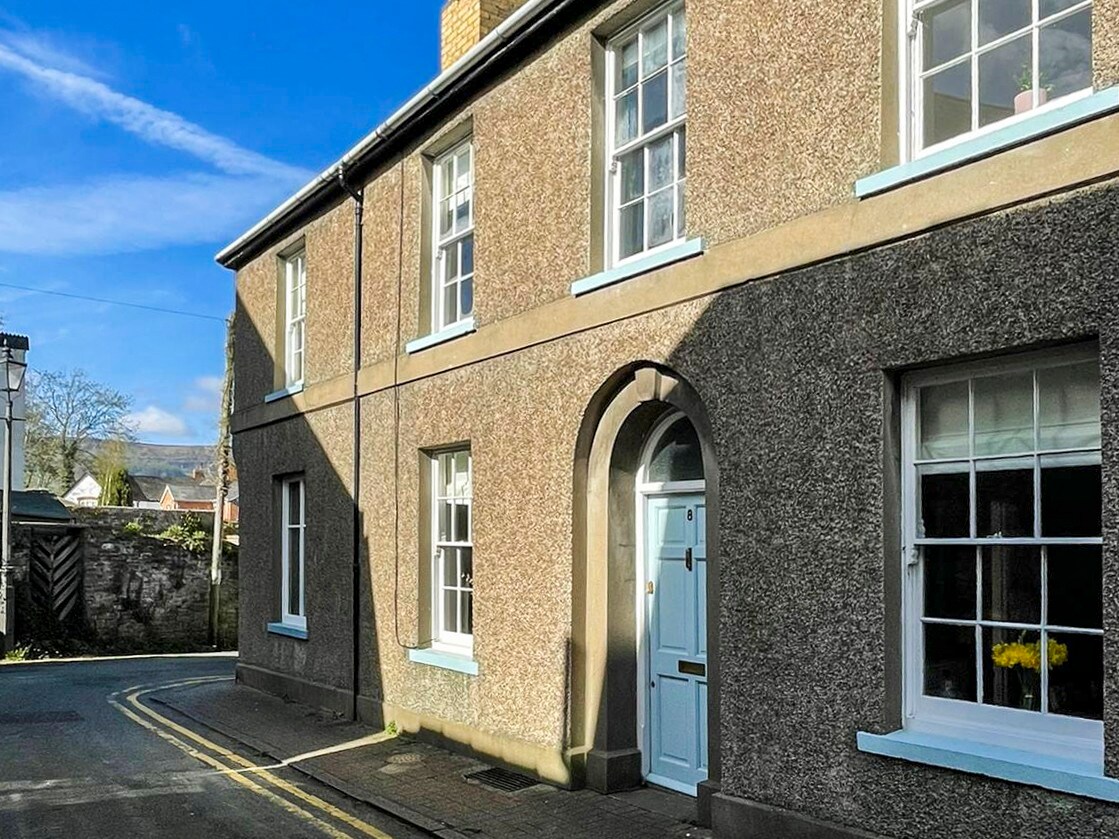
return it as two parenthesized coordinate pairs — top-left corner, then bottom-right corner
(3, 490), (73, 523)
(215, 0), (562, 269)
(128, 474), (170, 504)
(164, 482), (217, 503)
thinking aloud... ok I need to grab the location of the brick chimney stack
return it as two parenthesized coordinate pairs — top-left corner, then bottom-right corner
(440, 0), (522, 70)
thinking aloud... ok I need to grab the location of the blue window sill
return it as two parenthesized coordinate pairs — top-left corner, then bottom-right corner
(264, 383), (304, 403)
(857, 730), (1119, 802)
(266, 622), (308, 640)
(405, 317), (476, 355)
(570, 238), (706, 297)
(856, 86), (1119, 198)
(407, 647), (478, 676)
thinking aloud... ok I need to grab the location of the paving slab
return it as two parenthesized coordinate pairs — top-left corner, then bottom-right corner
(154, 679), (711, 839)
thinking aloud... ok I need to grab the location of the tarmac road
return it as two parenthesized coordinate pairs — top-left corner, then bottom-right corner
(0, 654), (428, 839)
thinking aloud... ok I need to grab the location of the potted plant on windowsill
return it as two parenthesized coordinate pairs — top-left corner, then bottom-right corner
(1014, 67), (1051, 114)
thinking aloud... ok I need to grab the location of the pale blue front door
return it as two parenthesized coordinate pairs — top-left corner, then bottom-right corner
(645, 493), (708, 795)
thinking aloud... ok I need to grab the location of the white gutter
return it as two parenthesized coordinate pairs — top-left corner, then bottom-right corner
(215, 0), (558, 268)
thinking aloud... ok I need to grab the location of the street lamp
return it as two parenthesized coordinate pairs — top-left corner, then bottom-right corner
(0, 340), (27, 655)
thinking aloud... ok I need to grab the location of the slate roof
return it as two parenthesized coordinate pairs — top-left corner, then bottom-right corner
(3, 490), (73, 523)
(128, 474), (169, 504)
(164, 481), (217, 503)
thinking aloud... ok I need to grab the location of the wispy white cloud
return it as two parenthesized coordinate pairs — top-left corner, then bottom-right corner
(0, 28), (311, 255)
(0, 27), (108, 79)
(0, 39), (306, 180)
(0, 172), (299, 255)
(126, 405), (189, 437)
(183, 375), (223, 413)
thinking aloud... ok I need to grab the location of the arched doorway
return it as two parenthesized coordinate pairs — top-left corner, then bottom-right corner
(637, 412), (708, 793)
(571, 365), (719, 806)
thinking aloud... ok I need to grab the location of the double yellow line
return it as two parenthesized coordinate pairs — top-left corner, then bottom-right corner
(108, 677), (396, 839)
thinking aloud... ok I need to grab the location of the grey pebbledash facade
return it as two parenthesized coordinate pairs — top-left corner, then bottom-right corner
(220, 0), (1119, 836)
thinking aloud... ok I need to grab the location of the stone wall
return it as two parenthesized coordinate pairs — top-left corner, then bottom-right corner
(12, 507), (238, 652)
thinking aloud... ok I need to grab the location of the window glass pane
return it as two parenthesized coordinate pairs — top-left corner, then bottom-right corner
(642, 69), (669, 133)
(647, 187), (675, 247)
(615, 91), (638, 146)
(460, 276), (473, 317)
(1041, 0), (1083, 17)
(1048, 633), (1102, 719)
(924, 545), (976, 620)
(442, 282), (459, 327)
(1041, 464), (1101, 537)
(649, 134), (674, 191)
(440, 159), (454, 201)
(919, 381), (969, 459)
(444, 241), (459, 280)
(455, 191), (471, 234)
(438, 500), (452, 542)
(1048, 546), (1102, 629)
(1038, 362), (1099, 450)
(924, 61), (973, 146)
(620, 201), (644, 258)
(440, 197), (453, 237)
(924, 0), (971, 68)
(288, 481), (302, 525)
(443, 590), (459, 634)
(1040, 10), (1092, 99)
(677, 127), (686, 177)
(985, 627), (1041, 711)
(460, 591), (474, 634)
(976, 468), (1033, 537)
(642, 17), (669, 76)
(455, 501), (470, 543)
(981, 546), (1040, 623)
(671, 10), (686, 59)
(925, 623), (977, 700)
(978, 0), (1030, 45)
(440, 454), (454, 497)
(288, 526), (302, 616)
(443, 547), (459, 588)
(648, 417), (704, 483)
(461, 547), (473, 587)
(621, 149), (644, 202)
(978, 34), (1031, 128)
(919, 470), (970, 537)
(670, 59), (686, 119)
(461, 235), (474, 276)
(676, 181), (686, 238)
(618, 38), (639, 89)
(454, 450), (470, 496)
(973, 372), (1033, 456)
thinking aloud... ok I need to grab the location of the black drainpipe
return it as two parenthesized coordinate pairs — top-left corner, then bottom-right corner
(338, 167), (364, 721)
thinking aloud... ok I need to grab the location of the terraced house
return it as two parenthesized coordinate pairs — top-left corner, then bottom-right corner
(217, 0), (1119, 835)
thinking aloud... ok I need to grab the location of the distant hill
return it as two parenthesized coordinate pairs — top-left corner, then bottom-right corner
(88, 440), (215, 480)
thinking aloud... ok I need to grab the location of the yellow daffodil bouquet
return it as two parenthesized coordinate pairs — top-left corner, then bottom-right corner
(991, 638), (1069, 672)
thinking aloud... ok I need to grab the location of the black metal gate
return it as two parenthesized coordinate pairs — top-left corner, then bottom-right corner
(28, 527), (83, 621)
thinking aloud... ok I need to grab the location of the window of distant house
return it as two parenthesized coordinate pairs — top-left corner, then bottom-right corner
(909, 0), (1093, 154)
(607, 2), (686, 265)
(431, 141), (474, 332)
(280, 477), (306, 630)
(283, 249), (307, 387)
(902, 347), (1102, 764)
(431, 449), (473, 652)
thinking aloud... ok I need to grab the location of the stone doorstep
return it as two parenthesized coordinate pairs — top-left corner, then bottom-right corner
(150, 692), (469, 839)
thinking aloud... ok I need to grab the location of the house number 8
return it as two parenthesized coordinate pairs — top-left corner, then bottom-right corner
(686, 509), (693, 521)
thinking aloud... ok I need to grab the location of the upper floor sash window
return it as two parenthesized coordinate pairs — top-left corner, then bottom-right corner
(910, 0), (1093, 154)
(432, 141), (475, 332)
(283, 249), (307, 387)
(607, 2), (687, 266)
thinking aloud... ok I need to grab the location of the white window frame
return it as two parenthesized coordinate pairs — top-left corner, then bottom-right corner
(280, 477), (306, 631)
(900, 345), (1103, 768)
(431, 141), (475, 333)
(605, 1), (687, 269)
(901, 0), (1094, 161)
(431, 449), (473, 653)
(283, 249), (307, 388)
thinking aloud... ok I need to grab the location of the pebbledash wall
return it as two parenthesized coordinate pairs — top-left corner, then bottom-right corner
(13, 508), (238, 650)
(224, 0), (1119, 837)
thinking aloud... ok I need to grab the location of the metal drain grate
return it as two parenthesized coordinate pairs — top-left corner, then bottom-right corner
(464, 767), (539, 792)
(0, 711), (83, 725)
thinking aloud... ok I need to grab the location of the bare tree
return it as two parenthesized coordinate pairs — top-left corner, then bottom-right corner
(26, 369), (133, 493)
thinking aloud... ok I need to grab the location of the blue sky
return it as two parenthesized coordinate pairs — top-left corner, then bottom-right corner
(0, 1), (444, 444)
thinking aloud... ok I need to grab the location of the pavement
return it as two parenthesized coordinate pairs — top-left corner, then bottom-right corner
(153, 672), (712, 839)
(0, 654), (428, 838)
